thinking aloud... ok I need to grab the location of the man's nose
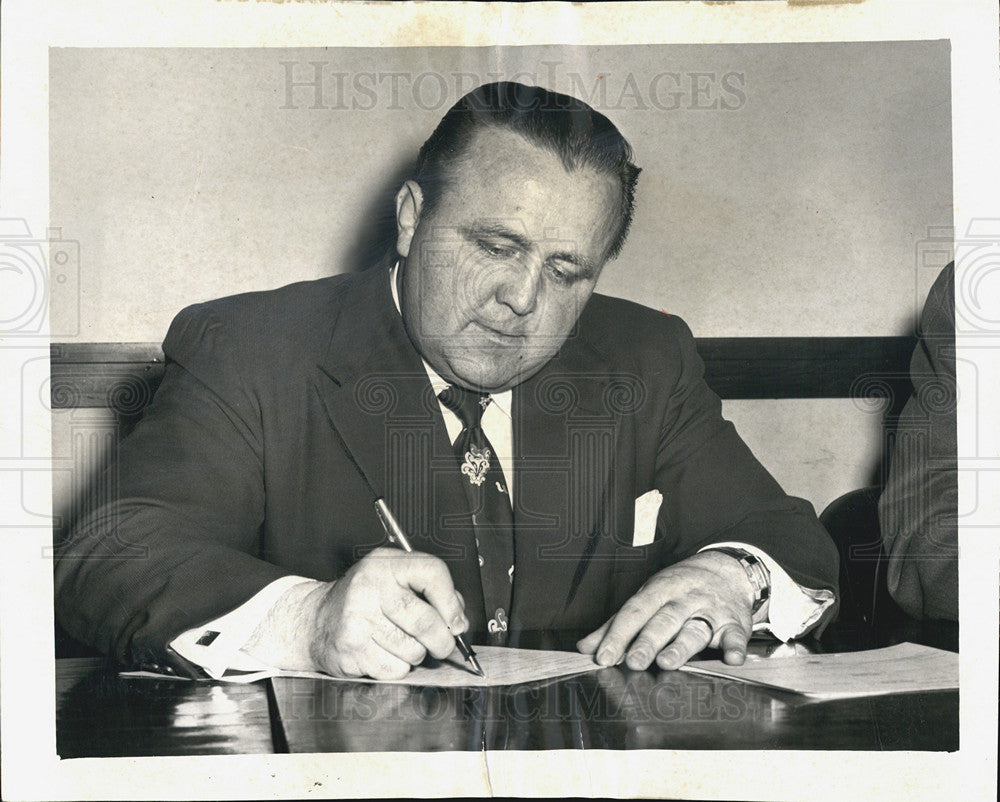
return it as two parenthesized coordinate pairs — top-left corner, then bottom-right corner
(495, 262), (541, 316)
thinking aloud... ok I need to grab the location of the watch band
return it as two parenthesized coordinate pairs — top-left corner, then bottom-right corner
(705, 546), (771, 613)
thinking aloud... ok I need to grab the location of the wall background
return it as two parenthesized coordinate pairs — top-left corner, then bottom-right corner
(49, 42), (952, 514)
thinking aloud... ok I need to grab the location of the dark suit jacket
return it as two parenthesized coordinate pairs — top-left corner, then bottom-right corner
(55, 264), (839, 665)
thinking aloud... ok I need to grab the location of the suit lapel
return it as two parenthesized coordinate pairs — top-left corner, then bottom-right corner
(310, 266), (486, 623)
(509, 329), (624, 635)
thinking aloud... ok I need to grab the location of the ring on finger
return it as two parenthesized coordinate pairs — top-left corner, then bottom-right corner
(686, 615), (715, 641)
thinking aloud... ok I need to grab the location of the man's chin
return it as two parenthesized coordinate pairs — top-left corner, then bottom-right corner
(444, 355), (548, 394)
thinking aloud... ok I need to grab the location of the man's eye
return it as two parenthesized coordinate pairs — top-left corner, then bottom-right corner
(547, 263), (575, 285)
(479, 241), (516, 259)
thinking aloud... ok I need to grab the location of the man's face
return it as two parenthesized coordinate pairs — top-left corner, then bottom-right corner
(396, 126), (622, 393)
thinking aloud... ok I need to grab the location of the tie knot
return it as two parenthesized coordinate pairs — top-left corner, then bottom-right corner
(438, 385), (491, 429)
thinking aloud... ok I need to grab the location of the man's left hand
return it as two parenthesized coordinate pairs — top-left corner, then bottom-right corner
(577, 550), (755, 670)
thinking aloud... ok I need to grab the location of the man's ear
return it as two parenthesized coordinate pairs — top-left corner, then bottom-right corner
(394, 180), (424, 258)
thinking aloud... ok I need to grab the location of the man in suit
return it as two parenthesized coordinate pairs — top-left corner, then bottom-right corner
(55, 82), (838, 681)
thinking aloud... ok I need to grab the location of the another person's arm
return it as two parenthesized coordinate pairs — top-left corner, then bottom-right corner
(877, 263), (958, 621)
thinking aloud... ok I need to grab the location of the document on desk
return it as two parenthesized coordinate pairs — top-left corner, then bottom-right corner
(679, 642), (958, 699)
(121, 646), (602, 687)
(347, 646), (602, 687)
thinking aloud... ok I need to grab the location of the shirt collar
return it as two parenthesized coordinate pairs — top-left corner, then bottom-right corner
(389, 261), (512, 418)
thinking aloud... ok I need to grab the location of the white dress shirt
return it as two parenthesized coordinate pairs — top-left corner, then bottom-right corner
(171, 265), (832, 677)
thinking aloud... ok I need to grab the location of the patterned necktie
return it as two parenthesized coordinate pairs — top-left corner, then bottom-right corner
(438, 385), (515, 646)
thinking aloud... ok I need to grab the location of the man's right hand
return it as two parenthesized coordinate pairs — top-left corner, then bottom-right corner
(242, 547), (469, 680)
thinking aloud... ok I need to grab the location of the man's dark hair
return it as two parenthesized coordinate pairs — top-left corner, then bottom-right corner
(413, 81), (641, 260)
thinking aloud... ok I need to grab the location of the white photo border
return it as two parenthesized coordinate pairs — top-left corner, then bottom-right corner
(2, 1), (997, 799)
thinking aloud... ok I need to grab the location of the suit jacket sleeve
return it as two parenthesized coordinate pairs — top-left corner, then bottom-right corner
(649, 314), (839, 629)
(877, 263), (958, 621)
(54, 302), (290, 666)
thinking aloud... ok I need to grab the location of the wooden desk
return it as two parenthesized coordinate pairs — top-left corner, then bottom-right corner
(270, 666), (956, 753)
(56, 657), (276, 757)
(56, 622), (957, 757)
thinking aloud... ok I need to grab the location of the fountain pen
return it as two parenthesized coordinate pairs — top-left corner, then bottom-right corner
(373, 498), (485, 678)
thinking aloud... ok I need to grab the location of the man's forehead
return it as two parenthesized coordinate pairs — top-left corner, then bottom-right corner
(455, 125), (569, 173)
(441, 128), (619, 211)
(421, 124), (622, 264)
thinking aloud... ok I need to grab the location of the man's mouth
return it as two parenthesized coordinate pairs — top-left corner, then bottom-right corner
(471, 321), (526, 342)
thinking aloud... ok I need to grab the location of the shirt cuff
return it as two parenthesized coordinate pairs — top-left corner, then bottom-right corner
(699, 542), (834, 642)
(169, 575), (313, 679)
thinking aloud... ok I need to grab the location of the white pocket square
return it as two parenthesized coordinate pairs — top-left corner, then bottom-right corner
(632, 489), (663, 547)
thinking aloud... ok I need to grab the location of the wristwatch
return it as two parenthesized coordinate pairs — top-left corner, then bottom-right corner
(705, 546), (771, 613)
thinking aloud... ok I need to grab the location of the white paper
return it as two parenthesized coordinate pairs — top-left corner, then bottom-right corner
(122, 645), (603, 687)
(680, 642), (958, 699)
